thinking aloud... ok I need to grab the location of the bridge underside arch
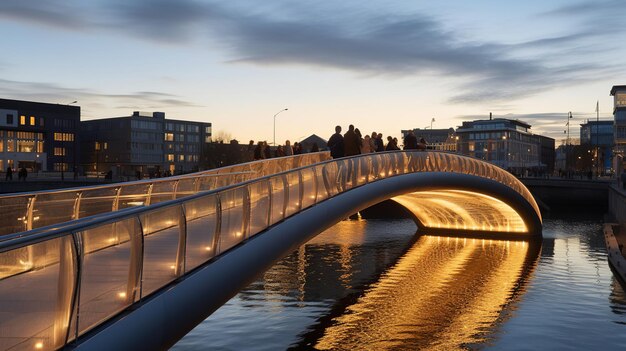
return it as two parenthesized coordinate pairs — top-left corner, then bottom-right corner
(392, 189), (528, 235)
(341, 172), (542, 239)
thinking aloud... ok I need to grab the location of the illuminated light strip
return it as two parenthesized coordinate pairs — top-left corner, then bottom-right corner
(393, 190), (528, 233)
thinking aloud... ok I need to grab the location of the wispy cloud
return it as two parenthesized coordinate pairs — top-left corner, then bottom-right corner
(0, 79), (201, 116)
(0, 0), (87, 29)
(0, 0), (621, 105)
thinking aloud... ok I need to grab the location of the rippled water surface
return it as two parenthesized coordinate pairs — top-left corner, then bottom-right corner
(173, 215), (626, 350)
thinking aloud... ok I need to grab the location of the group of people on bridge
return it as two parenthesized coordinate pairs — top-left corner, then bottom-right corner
(327, 125), (427, 159)
(250, 140), (320, 160)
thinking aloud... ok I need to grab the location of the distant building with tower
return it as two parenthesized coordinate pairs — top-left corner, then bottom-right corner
(0, 98), (80, 173)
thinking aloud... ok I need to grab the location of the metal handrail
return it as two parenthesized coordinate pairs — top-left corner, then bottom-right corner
(0, 152), (331, 236)
(0, 150), (541, 351)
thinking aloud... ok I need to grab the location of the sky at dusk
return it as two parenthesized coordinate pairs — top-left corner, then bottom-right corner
(1, 0), (625, 144)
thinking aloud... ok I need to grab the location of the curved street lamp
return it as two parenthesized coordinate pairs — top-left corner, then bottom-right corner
(273, 108), (288, 146)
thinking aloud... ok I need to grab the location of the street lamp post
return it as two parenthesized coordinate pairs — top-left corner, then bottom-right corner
(565, 111), (573, 176)
(273, 108), (288, 146)
(596, 101), (600, 178)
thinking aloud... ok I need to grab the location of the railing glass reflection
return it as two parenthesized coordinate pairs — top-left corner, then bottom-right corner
(0, 151), (540, 351)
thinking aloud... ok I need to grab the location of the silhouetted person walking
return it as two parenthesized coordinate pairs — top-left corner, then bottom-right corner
(403, 130), (418, 150)
(5, 167), (12, 181)
(343, 124), (361, 156)
(327, 126), (345, 159)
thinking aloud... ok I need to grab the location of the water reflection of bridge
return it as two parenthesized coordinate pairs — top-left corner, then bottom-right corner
(308, 235), (541, 350)
(0, 151), (542, 350)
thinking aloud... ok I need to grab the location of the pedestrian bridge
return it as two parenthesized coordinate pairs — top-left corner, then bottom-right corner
(0, 151), (542, 351)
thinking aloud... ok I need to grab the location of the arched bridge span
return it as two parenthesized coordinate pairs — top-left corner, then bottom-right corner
(0, 151), (541, 351)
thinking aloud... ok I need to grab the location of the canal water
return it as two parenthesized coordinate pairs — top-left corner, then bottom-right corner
(173, 214), (626, 350)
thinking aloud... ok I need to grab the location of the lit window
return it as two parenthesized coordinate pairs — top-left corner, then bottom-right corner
(167, 154), (174, 162)
(54, 147), (66, 156)
(178, 154), (185, 161)
(20, 115), (26, 125)
(29, 116), (35, 126)
(164, 133), (174, 141)
(54, 133), (75, 141)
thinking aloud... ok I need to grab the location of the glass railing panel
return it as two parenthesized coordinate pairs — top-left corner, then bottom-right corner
(77, 217), (141, 336)
(149, 181), (176, 204)
(338, 159), (351, 191)
(218, 188), (246, 253)
(321, 162), (339, 197)
(196, 174), (217, 192)
(0, 196), (30, 235)
(140, 205), (184, 297)
(354, 157), (367, 186)
(31, 192), (79, 229)
(248, 161), (266, 176)
(117, 184), (151, 209)
(248, 180), (270, 237)
(184, 195), (218, 272)
(269, 176), (286, 226)
(78, 187), (118, 219)
(300, 168), (317, 210)
(285, 172), (301, 217)
(214, 173), (238, 190)
(175, 178), (196, 199)
(0, 236), (76, 351)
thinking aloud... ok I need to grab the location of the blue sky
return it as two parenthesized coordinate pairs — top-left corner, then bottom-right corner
(1, 0), (624, 143)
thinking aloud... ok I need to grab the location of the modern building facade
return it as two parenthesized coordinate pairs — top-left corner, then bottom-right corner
(456, 118), (554, 175)
(580, 119), (613, 173)
(81, 111), (211, 177)
(611, 85), (626, 171)
(0, 98), (80, 173)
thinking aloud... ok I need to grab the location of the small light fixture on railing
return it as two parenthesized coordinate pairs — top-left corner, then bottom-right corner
(205, 246), (212, 251)
(34, 342), (44, 349)
(118, 292), (127, 299)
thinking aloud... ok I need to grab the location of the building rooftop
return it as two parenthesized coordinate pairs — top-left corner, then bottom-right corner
(458, 117), (532, 130)
(610, 85), (626, 96)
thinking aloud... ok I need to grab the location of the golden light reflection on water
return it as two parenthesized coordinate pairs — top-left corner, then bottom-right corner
(314, 235), (536, 350)
(393, 190), (528, 233)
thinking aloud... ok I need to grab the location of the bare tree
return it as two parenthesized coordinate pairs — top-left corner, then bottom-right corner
(213, 130), (233, 143)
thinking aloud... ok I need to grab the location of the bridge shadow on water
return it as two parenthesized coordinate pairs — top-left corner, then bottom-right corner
(290, 225), (542, 350)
